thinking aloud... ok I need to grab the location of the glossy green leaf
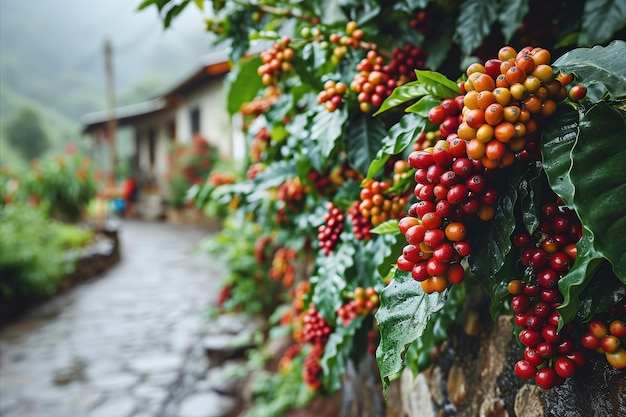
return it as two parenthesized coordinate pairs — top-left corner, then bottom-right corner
(344, 114), (387, 176)
(311, 107), (348, 164)
(424, 16), (455, 71)
(579, 2), (626, 47)
(375, 269), (448, 393)
(374, 81), (428, 116)
(540, 107), (579, 207)
(498, 0), (529, 42)
(367, 113), (426, 179)
(569, 102), (626, 281)
(226, 56), (264, 116)
(557, 227), (604, 326)
(518, 163), (543, 235)
(454, 0), (499, 55)
(405, 96), (441, 117)
(414, 70), (461, 99)
(579, 264), (626, 322)
(321, 315), (365, 393)
(468, 182), (516, 301)
(312, 241), (356, 322)
(377, 236), (405, 282)
(553, 41), (626, 98)
(370, 220), (399, 235)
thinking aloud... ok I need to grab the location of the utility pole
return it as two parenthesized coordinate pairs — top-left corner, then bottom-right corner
(104, 37), (118, 185)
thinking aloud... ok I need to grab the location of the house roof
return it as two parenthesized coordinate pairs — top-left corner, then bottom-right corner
(81, 49), (232, 134)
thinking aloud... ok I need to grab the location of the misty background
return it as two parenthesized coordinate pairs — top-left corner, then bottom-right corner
(0, 0), (217, 161)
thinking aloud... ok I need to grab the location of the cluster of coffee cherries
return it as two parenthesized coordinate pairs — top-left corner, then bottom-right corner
(409, 9), (434, 34)
(358, 179), (407, 227)
(249, 126), (271, 163)
(328, 20), (365, 61)
(337, 286), (380, 325)
(277, 177), (307, 210)
(427, 95), (464, 138)
(317, 80), (348, 112)
(301, 305), (334, 391)
(396, 134), (500, 292)
(350, 44), (427, 113)
(348, 202), (373, 241)
(302, 305), (333, 345)
(257, 37), (294, 86)
(253, 235), (273, 264)
(268, 247), (298, 287)
(207, 170), (235, 187)
(509, 199), (584, 388)
(580, 303), (626, 369)
(317, 202), (345, 255)
(455, 46), (568, 168)
(302, 343), (325, 391)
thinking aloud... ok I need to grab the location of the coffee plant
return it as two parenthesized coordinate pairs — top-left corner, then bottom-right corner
(142, 0), (626, 413)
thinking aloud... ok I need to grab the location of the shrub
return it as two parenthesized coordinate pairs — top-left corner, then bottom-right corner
(0, 203), (93, 302)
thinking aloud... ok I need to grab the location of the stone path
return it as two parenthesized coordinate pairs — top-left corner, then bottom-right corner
(0, 220), (243, 417)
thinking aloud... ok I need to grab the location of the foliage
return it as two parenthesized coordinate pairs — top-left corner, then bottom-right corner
(142, 0), (626, 411)
(1, 154), (97, 222)
(166, 134), (218, 208)
(3, 107), (51, 161)
(0, 203), (93, 302)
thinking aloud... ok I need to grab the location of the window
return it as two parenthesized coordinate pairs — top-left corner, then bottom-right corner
(148, 128), (156, 168)
(190, 107), (200, 134)
(167, 120), (176, 142)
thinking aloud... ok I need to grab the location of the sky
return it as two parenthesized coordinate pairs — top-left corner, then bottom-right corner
(0, 0), (217, 111)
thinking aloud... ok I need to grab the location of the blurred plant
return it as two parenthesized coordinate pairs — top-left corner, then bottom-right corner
(0, 203), (93, 302)
(166, 134), (218, 208)
(198, 217), (287, 317)
(3, 107), (51, 161)
(13, 154), (97, 221)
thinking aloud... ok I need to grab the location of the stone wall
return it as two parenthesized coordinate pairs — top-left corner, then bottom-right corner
(341, 291), (625, 417)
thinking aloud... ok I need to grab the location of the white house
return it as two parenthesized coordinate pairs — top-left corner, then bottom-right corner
(82, 50), (239, 219)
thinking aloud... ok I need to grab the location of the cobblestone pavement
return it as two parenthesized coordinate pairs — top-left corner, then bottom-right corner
(0, 220), (235, 417)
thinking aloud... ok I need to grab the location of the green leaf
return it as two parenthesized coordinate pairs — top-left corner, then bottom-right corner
(518, 163), (543, 235)
(374, 81), (428, 116)
(344, 114), (387, 176)
(468, 181), (516, 301)
(312, 242), (356, 322)
(375, 269), (448, 393)
(498, 0), (529, 43)
(579, 265), (626, 321)
(454, 0), (499, 55)
(367, 113), (426, 179)
(424, 15), (455, 71)
(414, 70), (461, 99)
(321, 316), (365, 393)
(405, 96), (441, 117)
(553, 41), (626, 98)
(377, 236), (405, 282)
(311, 107), (349, 164)
(569, 102), (626, 281)
(370, 220), (399, 235)
(557, 227), (604, 325)
(226, 56), (265, 115)
(541, 107), (579, 207)
(579, 1), (626, 47)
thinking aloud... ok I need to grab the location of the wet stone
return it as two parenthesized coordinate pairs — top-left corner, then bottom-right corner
(91, 372), (140, 391)
(128, 353), (184, 375)
(88, 396), (137, 417)
(177, 392), (236, 417)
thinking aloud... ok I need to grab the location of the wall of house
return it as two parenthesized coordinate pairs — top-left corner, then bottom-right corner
(134, 112), (176, 195)
(175, 77), (232, 159)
